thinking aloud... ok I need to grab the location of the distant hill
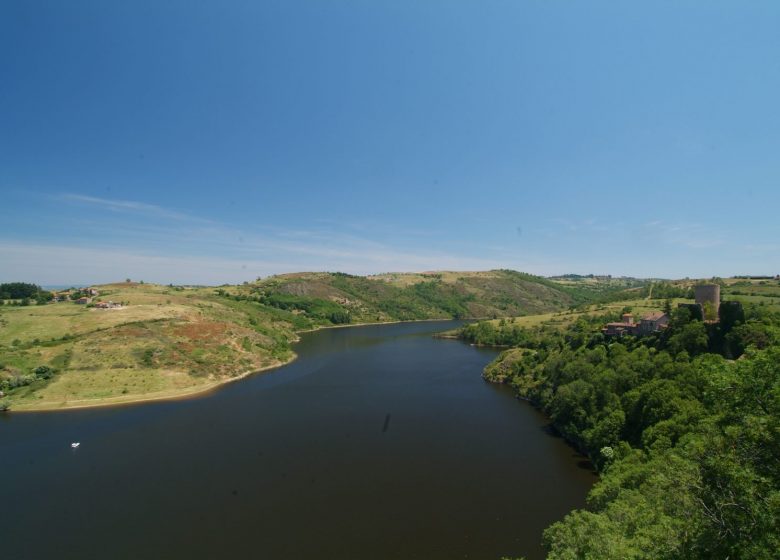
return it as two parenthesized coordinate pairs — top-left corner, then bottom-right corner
(238, 270), (597, 325)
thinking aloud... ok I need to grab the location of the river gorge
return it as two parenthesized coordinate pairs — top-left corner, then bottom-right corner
(0, 321), (595, 559)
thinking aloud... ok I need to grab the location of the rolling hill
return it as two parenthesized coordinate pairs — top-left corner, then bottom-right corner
(0, 270), (645, 411)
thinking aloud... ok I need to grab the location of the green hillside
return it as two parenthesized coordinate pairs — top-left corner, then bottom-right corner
(0, 269), (625, 411)
(236, 269), (630, 326)
(0, 282), (300, 411)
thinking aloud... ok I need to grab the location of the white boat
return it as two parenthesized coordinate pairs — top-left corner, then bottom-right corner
(71, 442), (80, 448)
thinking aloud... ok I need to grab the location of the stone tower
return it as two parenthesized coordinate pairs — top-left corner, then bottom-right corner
(694, 284), (720, 321)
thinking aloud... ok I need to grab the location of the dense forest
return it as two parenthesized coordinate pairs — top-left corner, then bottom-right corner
(465, 303), (779, 559)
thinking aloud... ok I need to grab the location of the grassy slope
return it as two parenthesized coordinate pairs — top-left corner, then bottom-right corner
(0, 282), (299, 410)
(247, 269), (584, 322)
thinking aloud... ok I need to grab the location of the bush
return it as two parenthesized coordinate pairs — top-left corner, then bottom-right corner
(329, 310), (351, 324)
(33, 365), (55, 380)
(140, 348), (156, 367)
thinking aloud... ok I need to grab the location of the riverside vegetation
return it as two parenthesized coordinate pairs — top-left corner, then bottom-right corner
(465, 276), (780, 559)
(0, 270), (634, 411)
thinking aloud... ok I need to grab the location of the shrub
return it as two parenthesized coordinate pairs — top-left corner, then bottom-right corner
(33, 366), (55, 380)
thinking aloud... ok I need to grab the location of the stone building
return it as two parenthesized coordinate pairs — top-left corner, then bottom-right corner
(602, 311), (669, 337)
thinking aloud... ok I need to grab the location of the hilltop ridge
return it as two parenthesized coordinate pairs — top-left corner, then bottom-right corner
(244, 269), (644, 324)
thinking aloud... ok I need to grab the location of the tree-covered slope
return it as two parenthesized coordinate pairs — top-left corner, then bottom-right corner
(463, 298), (780, 559)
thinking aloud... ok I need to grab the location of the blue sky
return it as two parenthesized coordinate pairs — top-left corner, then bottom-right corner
(2, 1), (779, 285)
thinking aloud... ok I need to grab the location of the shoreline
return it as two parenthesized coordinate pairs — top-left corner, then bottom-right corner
(11, 355), (298, 413)
(9, 317), (470, 413)
(295, 316), (468, 334)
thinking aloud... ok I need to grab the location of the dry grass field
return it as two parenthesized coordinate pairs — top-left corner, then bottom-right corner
(0, 283), (297, 411)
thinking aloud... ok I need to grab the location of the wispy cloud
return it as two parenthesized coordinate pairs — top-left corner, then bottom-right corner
(3, 192), (525, 283)
(0, 241), (511, 285)
(641, 220), (727, 250)
(61, 194), (210, 223)
(547, 218), (610, 235)
(0, 191), (577, 283)
(0, 243), (283, 285)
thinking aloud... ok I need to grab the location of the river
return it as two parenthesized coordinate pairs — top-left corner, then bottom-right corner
(0, 320), (595, 559)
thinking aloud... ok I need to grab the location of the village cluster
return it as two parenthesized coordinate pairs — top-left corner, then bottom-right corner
(602, 284), (735, 337)
(53, 288), (124, 309)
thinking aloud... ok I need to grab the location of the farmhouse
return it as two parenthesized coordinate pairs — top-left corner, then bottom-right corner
(602, 313), (639, 337)
(602, 311), (669, 337)
(638, 311), (670, 334)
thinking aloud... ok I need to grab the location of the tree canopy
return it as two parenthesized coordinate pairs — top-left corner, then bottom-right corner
(0, 282), (43, 299)
(463, 301), (780, 559)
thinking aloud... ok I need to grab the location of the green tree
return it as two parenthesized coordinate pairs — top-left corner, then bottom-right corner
(584, 408), (625, 465)
(702, 301), (717, 321)
(33, 365), (55, 380)
(668, 321), (709, 356)
(726, 321), (775, 353)
(0, 282), (41, 298)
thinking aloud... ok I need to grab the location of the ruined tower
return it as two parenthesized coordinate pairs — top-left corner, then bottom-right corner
(694, 284), (720, 321)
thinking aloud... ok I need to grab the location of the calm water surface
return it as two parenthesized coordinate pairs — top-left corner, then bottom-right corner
(0, 321), (595, 559)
